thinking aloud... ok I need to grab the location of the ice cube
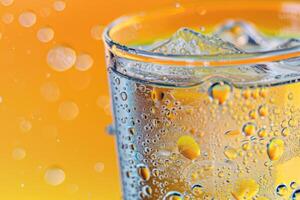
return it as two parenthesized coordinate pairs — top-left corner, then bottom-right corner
(151, 28), (242, 55)
(214, 20), (268, 51)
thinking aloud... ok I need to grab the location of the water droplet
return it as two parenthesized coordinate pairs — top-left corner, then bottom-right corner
(19, 11), (37, 27)
(19, 119), (32, 133)
(44, 167), (65, 186)
(53, 0), (66, 12)
(251, 89), (259, 99)
(120, 92), (128, 101)
(292, 189), (300, 200)
(177, 135), (200, 160)
(289, 118), (298, 127)
(232, 179), (259, 200)
(137, 164), (150, 181)
(151, 88), (165, 101)
(192, 184), (204, 196)
(288, 92), (294, 100)
(91, 25), (104, 40)
(2, 13), (14, 24)
(258, 128), (267, 138)
(242, 89), (251, 99)
(257, 197), (269, 200)
(142, 185), (152, 197)
(40, 82), (60, 102)
(242, 142), (251, 151)
(258, 105), (268, 117)
(281, 127), (290, 137)
(47, 46), (76, 71)
(94, 162), (104, 173)
(249, 110), (257, 119)
(164, 191), (183, 200)
(259, 88), (267, 98)
(267, 138), (284, 161)
(242, 122), (256, 136)
(58, 101), (79, 120)
(225, 129), (241, 136)
(224, 147), (238, 160)
(290, 181), (298, 189)
(218, 171), (225, 178)
(74, 53), (94, 71)
(1, 0), (13, 6)
(209, 82), (232, 104)
(276, 184), (288, 196)
(37, 27), (54, 43)
(12, 148), (26, 160)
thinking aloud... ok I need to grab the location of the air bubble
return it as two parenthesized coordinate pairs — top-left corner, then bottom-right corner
(74, 53), (94, 71)
(37, 27), (54, 43)
(47, 45), (76, 71)
(94, 162), (104, 173)
(53, 0), (66, 12)
(44, 167), (65, 186)
(12, 148), (26, 160)
(19, 119), (32, 133)
(40, 82), (60, 102)
(91, 25), (104, 40)
(58, 101), (79, 120)
(2, 13), (14, 24)
(19, 11), (37, 28)
(1, 0), (13, 6)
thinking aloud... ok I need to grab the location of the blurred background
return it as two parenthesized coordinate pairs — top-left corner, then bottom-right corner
(0, 0), (292, 199)
(0, 0), (181, 199)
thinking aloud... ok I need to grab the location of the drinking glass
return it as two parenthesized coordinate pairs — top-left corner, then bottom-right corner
(103, 1), (300, 199)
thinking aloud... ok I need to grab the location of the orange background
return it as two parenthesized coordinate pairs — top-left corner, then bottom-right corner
(0, 0), (178, 199)
(0, 0), (289, 200)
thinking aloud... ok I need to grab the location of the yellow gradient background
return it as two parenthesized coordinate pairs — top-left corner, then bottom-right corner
(0, 0), (294, 200)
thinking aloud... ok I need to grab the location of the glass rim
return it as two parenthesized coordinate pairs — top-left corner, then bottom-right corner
(103, 2), (300, 67)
